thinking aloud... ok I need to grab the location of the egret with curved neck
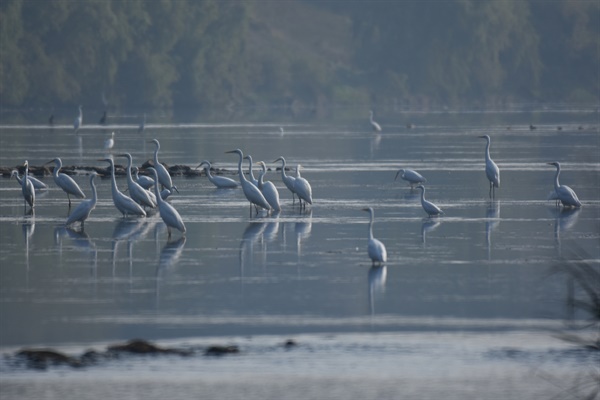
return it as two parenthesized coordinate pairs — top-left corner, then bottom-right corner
(273, 156), (297, 203)
(369, 110), (382, 132)
(416, 185), (444, 217)
(195, 160), (239, 189)
(66, 173), (98, 229)
(226, 149), (271, 212)
(46, 158), (85, 206)
(478, 135), (500, 198)
(100, 158), (146, 218)
(21, 160), (35, 210)
(362, 207), (387, 266)
(148, 167), (186, 238)
(257, 161), (281, 212)
(118, 153), (156, 209)
(547, 162), (581, 208)
(149, 139), (178, 194)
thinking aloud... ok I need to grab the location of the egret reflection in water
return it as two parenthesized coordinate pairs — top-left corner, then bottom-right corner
(551, 207), (581, 257)
(239, 221), (268, 279)
(368, 265), (387, 316)
(295, 210), (312, 259)
(421, 219), (441, 247)
(155, 236), (187, 308)
(486, 200), (500, 260)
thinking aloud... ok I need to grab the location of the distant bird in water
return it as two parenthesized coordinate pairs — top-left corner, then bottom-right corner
(226, 149), (271, 212)
(138, 113), (146, 133)
(395, 168), (426, 189)
(294, 164), (313, 209)
(273, 156), (297, 203)
(46, 158), (85, 206)
(362, 207), (387, 266)
(195, 160), (239, 189)
(416, 185), (444, 217)
(74, 105), (83, 132)
(21, 160), (35, 210)
(11, 170), (47, 190)
(48, 114), (54, 125)
(478, 134), (500, 198)
(547, 162), (581, 208)
(104, 131), (115, 150)
(148, 167), (186, 238)
(529, 124), (537, 130)
(369, 110), (382, 132)
(65, 173), (98, 229)
(99, 111), (107, 125)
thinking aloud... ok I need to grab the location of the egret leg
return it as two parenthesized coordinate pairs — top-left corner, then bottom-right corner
(68, 194), (72, 207)
(167, 227), (172, 239)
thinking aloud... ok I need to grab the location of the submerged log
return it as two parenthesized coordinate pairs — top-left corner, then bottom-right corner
(107, 339), (193, 356)
(16, 348), (83, 369)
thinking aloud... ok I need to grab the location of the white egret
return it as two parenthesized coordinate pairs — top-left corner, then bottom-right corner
(226, 149), (271, 212)
(478, 135), (500, 198)
(46, 158), (86, 206)
(100, 158), (146, 217)
(118, 153), (157, 209)
(147, 167), (186, 238)
(74, 105), (82, 132)
(395, 168), (427, 189)
(11, 170), (47, 190)
(149, 139), (178, 193)
(293, 164), (313, 209)
(273, 156), (297, 203)
(195, 160), (239, 189)
(243, 155), (259, 187)
(65, 173), (98, 228)
(547, 162), (582, 208)
(415, 185), (444, 217)
(160, 188), (173, 200)
(104, 131), (115, 150)
(369, 110), (382, 132)
(21, 160), (35, 209)
(138, 113), (146, 133)
(256, 161), (281, 212)
(132, 166), (155, 190)
(362, 207), (387, 266)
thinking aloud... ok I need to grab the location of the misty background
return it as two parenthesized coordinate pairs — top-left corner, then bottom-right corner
(1, 0), (598, 115)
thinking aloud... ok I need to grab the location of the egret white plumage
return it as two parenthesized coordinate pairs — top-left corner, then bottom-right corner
(195, 160), (239, 189)
(362, 207), (387, 266)
(100, 158), (146, 217)
(547, 162), (582, 208)
(46, 158), (85, 206)
(118, 153), (157, 209)
(65, 173), (98, 228)
(369, 110), (382, 132)
(478, 135), (500, 198)
(149, 139), (178, 194)
(416, 185), (444, 217)
(243, 155), (259, 187)
(293, 164), (312, 209)
(226, 149), (271, 212)
(132, 166), (155, 190)
(11, 170), (47, 190)
(138, 113), (146, 133)
(273, 156), (297, 203)
(147, 167), (186, 238)
(21, 160), (35, 209)
(74, 105), (82, 132)
(256, 161), (281, 212)
(104, 131), (115, 150)
(395, 168), (426, 188)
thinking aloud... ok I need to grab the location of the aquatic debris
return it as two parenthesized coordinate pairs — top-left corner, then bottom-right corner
(204, 345), (240, 356)
(15, 348), (83, 369)
(107, 339), (193, 356)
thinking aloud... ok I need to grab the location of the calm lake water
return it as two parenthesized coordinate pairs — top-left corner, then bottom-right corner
(0, 107), (598, 399)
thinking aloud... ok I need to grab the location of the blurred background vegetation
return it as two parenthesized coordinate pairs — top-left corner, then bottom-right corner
(1, 0), (598, 114)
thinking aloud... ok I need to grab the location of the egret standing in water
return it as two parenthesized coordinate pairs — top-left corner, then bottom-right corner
(478, 135), (500, 198)
(362, 207), (387, 266)
(273, 156), (297, 203)
(256, 161), (281, 212)
(138, 113), (146, 133)
(74, 105), (82, 132)
(394, 168), (427, 189)
(104, 131), (115, 150)
(117, 153), (156, 209)
(149, 139), (178, 194)
(415, 185), (444, 217)
(148, 167), (186, 238)
(195, 160), (239, 189)
(65, 173), (98, 229)
(294, 164), (313, 209)
(369, 110), (382, 132)
(226, 149), (271, 212)
(132, 166), (155, 190)
(99, 158), (146, 218)
(243, 154), (259, 187)
(11, 170), (47, 190)
(547, 162), (582, 208)
(21, 160), (35, 210)
(46, 158), (85, 206)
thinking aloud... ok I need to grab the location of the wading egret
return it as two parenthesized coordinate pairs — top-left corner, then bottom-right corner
(273, 156), (297, 203)
(294, 164), (313, 209)
(394, 168), (426, 189)
(132, 166), (155, 190)
(46, 158), (85, 206)
(99, 158), (146, 217)
(65, 173), (97, 228)
(369, 110), (382, 132)
(160, 188), (173, 201)
(256, 161), (281, 212)
(149, 139), (178, 194)
(195, 160), (239, 189)
(243, 155), (259, 187)
(416, 185), (444, 217)
(74, 105), (82, 132)
(147, 167), (186, 238)
(478, 135), (500, 198)
(547, 162), (582, 208)
(21, 160), (35, 209)
(118, 153), (157, 208)
(226, 149), (271, 212)
(138, 113), (146, 133)
(362, 207), (387, 266)
(104, 131), (115, 150)
(11, 170), (47, 190)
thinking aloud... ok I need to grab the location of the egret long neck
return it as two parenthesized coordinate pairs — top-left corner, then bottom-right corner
(90, 177), (97, 203)
(553, 166), (561, 190)
(125, 157), (133, 182)
(53, 161), (61, 178)
(368, 215), (374, 240)
(109, 162), (118, 194)
(258, 168), (265, 188)
(484, 139), (491, 161)
(236, 154), (246, 182)
(279, 160), (287, 181)
(246, 158), (256, 182)
(152, 171), (163, 205)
